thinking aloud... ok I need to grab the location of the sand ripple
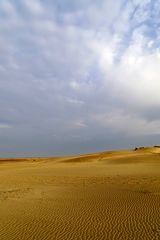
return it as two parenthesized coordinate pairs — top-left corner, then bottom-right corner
(0, 183), (160, 239)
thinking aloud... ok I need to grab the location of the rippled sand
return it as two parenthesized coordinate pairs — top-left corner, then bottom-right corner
(1, 147), (160, 239)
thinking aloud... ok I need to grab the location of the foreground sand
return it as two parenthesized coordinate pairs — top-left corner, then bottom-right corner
(1, 147), (160, 240)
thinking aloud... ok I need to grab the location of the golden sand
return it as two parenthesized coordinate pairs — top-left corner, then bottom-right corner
(1, 146), (160, 239)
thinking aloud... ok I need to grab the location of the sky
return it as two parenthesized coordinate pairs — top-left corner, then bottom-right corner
(1, 0), (160, 157)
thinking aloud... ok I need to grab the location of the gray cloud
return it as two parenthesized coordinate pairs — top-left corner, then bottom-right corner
(0, 0), (160, 157)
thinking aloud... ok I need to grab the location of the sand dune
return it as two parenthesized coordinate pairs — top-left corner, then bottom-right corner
(1, 146), (160, 239)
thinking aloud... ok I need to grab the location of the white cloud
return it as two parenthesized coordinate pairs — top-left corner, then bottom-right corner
(22, 0), (44, 15)
(69, 81), (81, 91)
(107, 41), (160, 109)
(0, 124), (12, 129)
(66, 97), (84, 105)
(90, 39), (116, 68)
(68, 120), (87, 129)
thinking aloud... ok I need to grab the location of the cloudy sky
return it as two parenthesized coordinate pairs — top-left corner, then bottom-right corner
(1, 0), (160, 157)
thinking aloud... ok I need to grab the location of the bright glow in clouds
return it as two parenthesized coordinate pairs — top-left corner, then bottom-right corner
(0, 0), (160, 157)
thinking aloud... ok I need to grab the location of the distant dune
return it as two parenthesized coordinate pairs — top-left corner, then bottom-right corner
(1, 146), (160, 239)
